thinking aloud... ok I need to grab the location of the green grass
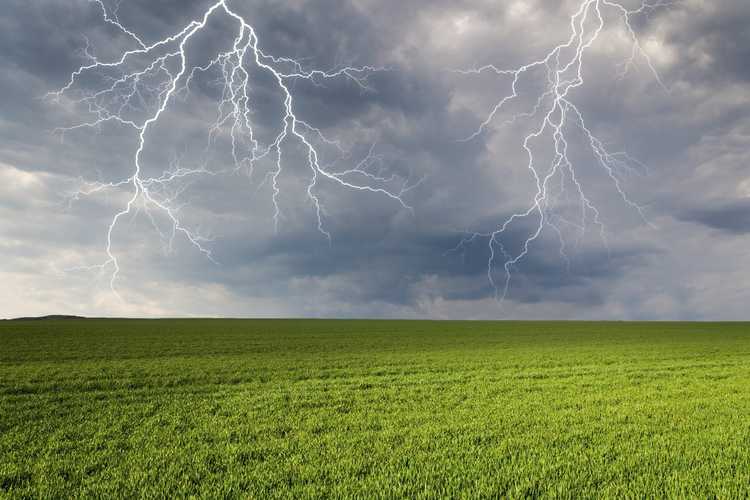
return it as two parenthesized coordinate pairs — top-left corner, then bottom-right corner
(2, 319), (750, 498)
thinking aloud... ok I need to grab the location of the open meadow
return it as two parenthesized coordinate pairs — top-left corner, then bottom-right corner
(1, 319), (750, 497)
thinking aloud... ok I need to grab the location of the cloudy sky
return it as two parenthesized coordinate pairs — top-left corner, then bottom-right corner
(2, 0), (749, 319)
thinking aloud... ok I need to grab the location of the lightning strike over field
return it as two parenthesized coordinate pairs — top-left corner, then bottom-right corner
(455, 0), (670, 301)
(50, 0), (412, 296)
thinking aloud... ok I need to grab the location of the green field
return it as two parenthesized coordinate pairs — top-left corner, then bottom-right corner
(1, 320), (750, 497)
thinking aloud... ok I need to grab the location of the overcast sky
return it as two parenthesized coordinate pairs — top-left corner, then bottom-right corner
(2, 0), (749, 319)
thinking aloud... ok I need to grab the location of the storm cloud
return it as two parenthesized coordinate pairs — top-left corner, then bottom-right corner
(2, 0), (750, 320)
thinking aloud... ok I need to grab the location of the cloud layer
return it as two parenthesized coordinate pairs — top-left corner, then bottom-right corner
(2, 0), (750, 320)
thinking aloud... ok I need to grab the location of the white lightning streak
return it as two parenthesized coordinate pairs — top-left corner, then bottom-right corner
(455, 0), (669, 301)
(50, 0), (413, 296)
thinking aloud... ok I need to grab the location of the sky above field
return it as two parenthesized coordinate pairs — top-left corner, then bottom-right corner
(2, 0), (750, 320)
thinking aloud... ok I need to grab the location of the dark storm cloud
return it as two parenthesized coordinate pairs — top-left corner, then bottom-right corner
(660, 1), (750, 84)
(205, 217), (656, 309)
(2, 0), (750, 319)
(678, 198), (750, 235)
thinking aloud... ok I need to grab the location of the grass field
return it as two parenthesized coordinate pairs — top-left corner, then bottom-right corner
(1, 319), (750, 497)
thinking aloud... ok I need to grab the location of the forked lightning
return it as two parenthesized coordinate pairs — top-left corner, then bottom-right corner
(50, 0), (413, 297)
(454, 0), (670, 300)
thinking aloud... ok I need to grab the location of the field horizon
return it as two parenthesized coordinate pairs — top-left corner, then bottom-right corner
(8, 315), (747, 323)
(3, 319), (750, 497)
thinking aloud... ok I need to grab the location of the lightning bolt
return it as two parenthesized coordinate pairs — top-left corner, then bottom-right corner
(453, 0), (670, 301)
(49, 0), (414, 298)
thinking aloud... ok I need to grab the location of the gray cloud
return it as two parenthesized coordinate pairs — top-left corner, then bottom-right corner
(1, 0), (750, 319)
(678, 198), (750, 234)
